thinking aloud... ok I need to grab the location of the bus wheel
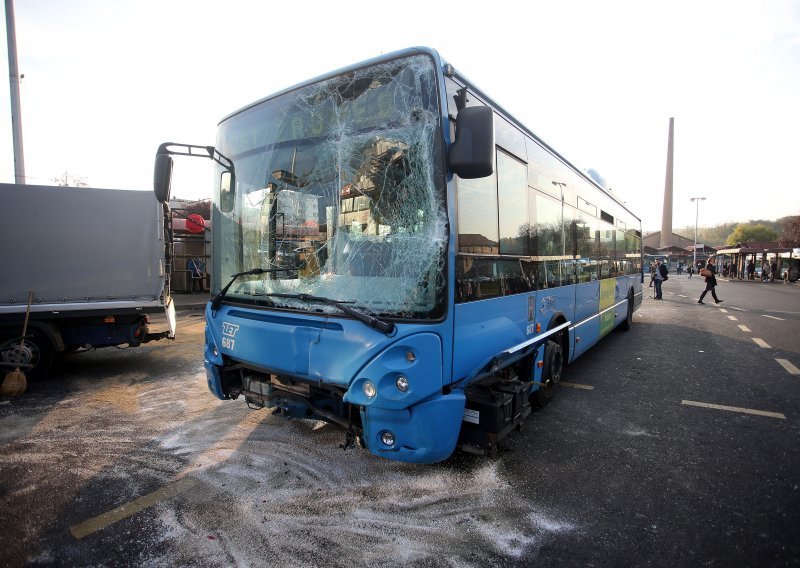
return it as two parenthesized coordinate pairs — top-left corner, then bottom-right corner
(619, 291), (634, 332)
(533, 338), (563, 408)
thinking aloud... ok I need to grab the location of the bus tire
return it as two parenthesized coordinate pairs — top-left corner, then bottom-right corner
(533, 338), (563, 408)
(619, 290), (634, 332)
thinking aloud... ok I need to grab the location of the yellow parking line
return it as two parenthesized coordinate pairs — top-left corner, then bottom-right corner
(559, 382), (594, 390)
(70, 476), (196, 540)
(70, 411), (267, 540)
(681, 400), (785, 420)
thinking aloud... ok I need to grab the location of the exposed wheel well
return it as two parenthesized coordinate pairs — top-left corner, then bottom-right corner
(549, 314), (569, 367)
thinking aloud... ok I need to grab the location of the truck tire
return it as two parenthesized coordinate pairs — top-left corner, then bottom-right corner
(0, 329), (54, 381)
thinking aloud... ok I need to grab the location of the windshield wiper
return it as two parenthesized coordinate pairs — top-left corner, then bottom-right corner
(265, 292), (395, 336)
(210, 267), (301, 311)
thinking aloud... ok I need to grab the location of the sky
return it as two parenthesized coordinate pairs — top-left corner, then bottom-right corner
(1, 0), (798, 232)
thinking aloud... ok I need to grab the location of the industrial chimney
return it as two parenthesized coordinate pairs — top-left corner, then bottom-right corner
(660, 117), (674, 248)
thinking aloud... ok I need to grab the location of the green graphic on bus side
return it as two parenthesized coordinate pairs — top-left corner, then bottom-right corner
(599, 279), (616, 337)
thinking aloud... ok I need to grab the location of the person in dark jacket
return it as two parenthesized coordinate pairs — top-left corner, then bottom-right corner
(653, 259), (668, 300)
(698, 257), (722, 304)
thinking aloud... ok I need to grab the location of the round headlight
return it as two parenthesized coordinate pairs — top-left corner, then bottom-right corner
(362, 380), (377, 399)
(395, 375), (409, 392)
(381, 431), (396, 446)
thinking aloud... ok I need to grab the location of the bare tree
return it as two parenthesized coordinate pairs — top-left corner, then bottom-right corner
(51, 171), (89, 187)
(778, 216), (800, 248)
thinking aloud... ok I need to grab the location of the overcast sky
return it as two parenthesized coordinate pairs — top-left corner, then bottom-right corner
(1, 0), (797, 232)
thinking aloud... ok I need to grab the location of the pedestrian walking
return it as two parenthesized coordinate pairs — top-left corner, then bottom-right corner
(687, 265), (693, 279)
(698, 257), (722, 305)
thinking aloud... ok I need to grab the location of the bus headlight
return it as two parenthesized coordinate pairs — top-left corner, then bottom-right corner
(362, 380), (377, 399)
(381, 431), (396, 447)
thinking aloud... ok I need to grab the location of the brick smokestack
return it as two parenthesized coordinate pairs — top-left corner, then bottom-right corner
(660, 117), (674, 248)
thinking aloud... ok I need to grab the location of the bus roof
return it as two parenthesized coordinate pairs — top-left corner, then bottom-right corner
(219, 46), (641, 225)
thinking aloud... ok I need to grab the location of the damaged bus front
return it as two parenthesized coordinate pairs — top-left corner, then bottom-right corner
(155, 49), (493, 463)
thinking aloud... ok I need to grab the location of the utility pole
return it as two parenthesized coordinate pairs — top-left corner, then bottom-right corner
(5, 0), (25, 184)
(690, 196), (706, 269)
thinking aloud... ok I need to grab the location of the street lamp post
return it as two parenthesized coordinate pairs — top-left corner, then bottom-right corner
(690, 196), (706, 269)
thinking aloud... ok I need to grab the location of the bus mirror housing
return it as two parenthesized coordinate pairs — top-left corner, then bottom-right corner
(153, 154), (173, 204)
(448, 106), (494, 179)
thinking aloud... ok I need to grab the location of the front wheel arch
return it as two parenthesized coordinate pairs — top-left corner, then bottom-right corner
(619, 288), (634, 332)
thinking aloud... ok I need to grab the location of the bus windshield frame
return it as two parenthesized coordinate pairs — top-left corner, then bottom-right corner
(211, 53), (447, 320)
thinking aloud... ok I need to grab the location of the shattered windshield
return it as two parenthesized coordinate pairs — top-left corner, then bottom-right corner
(213, 54), (446, 319)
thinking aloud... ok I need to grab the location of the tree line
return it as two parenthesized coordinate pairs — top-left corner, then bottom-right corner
(673, 216), (800, 248)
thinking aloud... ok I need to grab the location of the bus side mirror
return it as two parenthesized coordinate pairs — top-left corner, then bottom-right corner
(220, 171), (234, 212)
(448, 106), (494, 179)
(153, 154), (173, 204)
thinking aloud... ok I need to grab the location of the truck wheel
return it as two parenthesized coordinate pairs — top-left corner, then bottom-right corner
(0, 330), (54, 381)
(532, 338), (563, 408)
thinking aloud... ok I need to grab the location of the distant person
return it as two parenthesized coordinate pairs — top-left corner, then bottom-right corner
(653, 259), (667, 300)
(687, 265), (693, 279)
(698, 257), (722, 305)
(188, 256), (206, 293)
(747, 260), (755, 280)
(770, 260), (778, 283)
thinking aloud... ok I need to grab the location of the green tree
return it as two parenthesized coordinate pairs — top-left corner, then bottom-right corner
(725, 223), (778, 246)
(674, 223), (736, 247)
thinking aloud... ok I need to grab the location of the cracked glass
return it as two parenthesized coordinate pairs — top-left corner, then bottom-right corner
(213, 54), (446, 319)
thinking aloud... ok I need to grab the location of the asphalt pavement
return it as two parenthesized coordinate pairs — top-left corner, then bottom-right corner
(1, 276), (798, 566)
(499, 275), (800, 565)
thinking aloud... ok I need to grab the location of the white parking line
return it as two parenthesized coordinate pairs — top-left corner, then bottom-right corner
(727, 315), (738, 321)
(737, 325), (751, 332)
(719, 309), (728, 313)
(559, 382), (594, 390)
(776, 359), (800, 375)
(763, 315), (785, 321)
(729, 306), (746, 311)
(752, 338), (771, 349)
(678, 294), (688, 298)
(681, 400), (785, 420)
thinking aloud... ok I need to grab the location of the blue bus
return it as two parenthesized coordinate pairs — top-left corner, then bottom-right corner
(154, 47), (643, 463)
